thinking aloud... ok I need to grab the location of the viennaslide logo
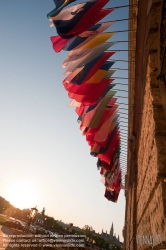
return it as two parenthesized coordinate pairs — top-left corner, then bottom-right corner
(136, 233), (164, 249)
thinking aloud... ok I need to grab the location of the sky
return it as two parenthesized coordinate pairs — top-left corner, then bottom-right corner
(0, 0), (128, 241)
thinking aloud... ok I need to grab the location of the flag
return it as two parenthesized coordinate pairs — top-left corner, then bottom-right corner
(85, 108), (118, 147)
(63, 61), (115, 90)
(63, 21), (114, 51)
(104, 70), (116, 79)
(88, 90), (117, 128)
(80, 33), (115, 49)
(80, 85), (116, 113)
(98, 127), (120, 161)
(51, 0), (113, 39)
(63, 61), (115, 99)
(104, 189), (120, 202)
(51, 1), (100, 25)
(68, 52), (115, 84)
(87, 108), (119, 138)
(63, 53), (91, 73)
(120, 183), (128, 191)
(64, 66), (84, 83)
(63, 45), (115, 75)
(62, 42), (117, 71)
(66, 1), (113, 36)
(58, 9), (114, 39)
(68, 82), (116, 105)
(69, 99), (81, 107)
(68, 79), (116, 105)
(93, 109), (119, 143)
(63, 65), (115, 94)
(80, 90), (117, 128)
(85, 69), (111, 84)
(48, 2), (84, 20)
(50, 21), (114, 53)
(74, 82), (115, 117)
(47, 0), (77, 19)
(50, 36), (71, 53)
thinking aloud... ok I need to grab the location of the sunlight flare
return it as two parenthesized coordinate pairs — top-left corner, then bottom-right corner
(6, 180), (38, 209)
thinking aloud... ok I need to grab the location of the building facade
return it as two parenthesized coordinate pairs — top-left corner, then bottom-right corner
(124, 0), (166, 249)
(101, 223), (122, 248)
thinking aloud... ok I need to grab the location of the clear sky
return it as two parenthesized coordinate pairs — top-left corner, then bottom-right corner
(0, 0), (128, 241)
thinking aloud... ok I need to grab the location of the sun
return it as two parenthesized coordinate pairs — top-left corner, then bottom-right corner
(6, 180), (39, 210)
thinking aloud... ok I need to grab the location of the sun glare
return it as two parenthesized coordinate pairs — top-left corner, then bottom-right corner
(7, 180), (38, 210)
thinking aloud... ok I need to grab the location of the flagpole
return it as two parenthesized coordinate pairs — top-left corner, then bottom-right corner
(106, 41), (135, 43)
(120, 158), (127, 161)
(116, 102), (128, 105)
(120, 136), (128, 139)
(113, 89), (128, 92)
(119, 161), (127, 165)
(113, 83), (128, 86)
(120, 157), (127, 161)
(121, 139), (128, 143)
(106, 4), (138, 10)
(120, 121), (128, 124)
(111, 77), (132, 79)
(119, 116), (128, 119)
(107, 49), (135, 51)
(101, 17), (137, 24)
(108, 59), (134, 62)
(120, 153), (128, 157)
(118, 111), (128, 114)
(120, 154), (128, 157)
(120, 140), (127, 144)
(121, 166), (127, 168)
(109, 68), (129, 70)
(118, 107), (128, 110)
(120, 150), (128, 153)
(115, 96), (128, 98)
(120, 160), (127, 163)
(120, 152), (127, 155)
(108, 30), (136, 33)
(120, 128), (128, 131)
(120, 124), (128, 127)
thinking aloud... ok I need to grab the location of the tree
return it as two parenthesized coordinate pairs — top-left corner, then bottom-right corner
(105, 242), (109, 250)
(112, 246), (121, 250)
(82, 225), (94, 232)
(41, 207), (45, 216)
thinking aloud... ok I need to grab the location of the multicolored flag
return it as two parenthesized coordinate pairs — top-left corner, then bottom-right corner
(47, 0), (124, 202)
(51, 0), (113, 38)
(50, 21), (114, 52)
(68, 52), (115, 84)
(47, 0), (77, 19)
(62, 42), (117, 70)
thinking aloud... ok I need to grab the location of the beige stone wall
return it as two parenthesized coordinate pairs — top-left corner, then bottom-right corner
(125, 0), (166, 249)
(136, 56), (166, 250)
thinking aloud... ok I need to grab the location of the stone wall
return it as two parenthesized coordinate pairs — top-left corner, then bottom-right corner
(125, 0), (166, 249)
(136, 55), (166, 250)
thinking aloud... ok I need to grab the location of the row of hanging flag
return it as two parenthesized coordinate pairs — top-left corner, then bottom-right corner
(47, 0), (126, 202)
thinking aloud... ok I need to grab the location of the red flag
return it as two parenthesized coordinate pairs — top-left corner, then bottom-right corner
(68, 0), (113, 35)
(50, 36), (71, 53)
(98, 132), (120, 164)
(68, 81), (115, 106)
(85, 107), (118, 147)
(64, 78), (113, 95)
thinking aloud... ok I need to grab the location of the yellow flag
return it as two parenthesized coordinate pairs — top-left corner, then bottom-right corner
(80, 33), (115, 49)
(86, 70), (107, 84)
